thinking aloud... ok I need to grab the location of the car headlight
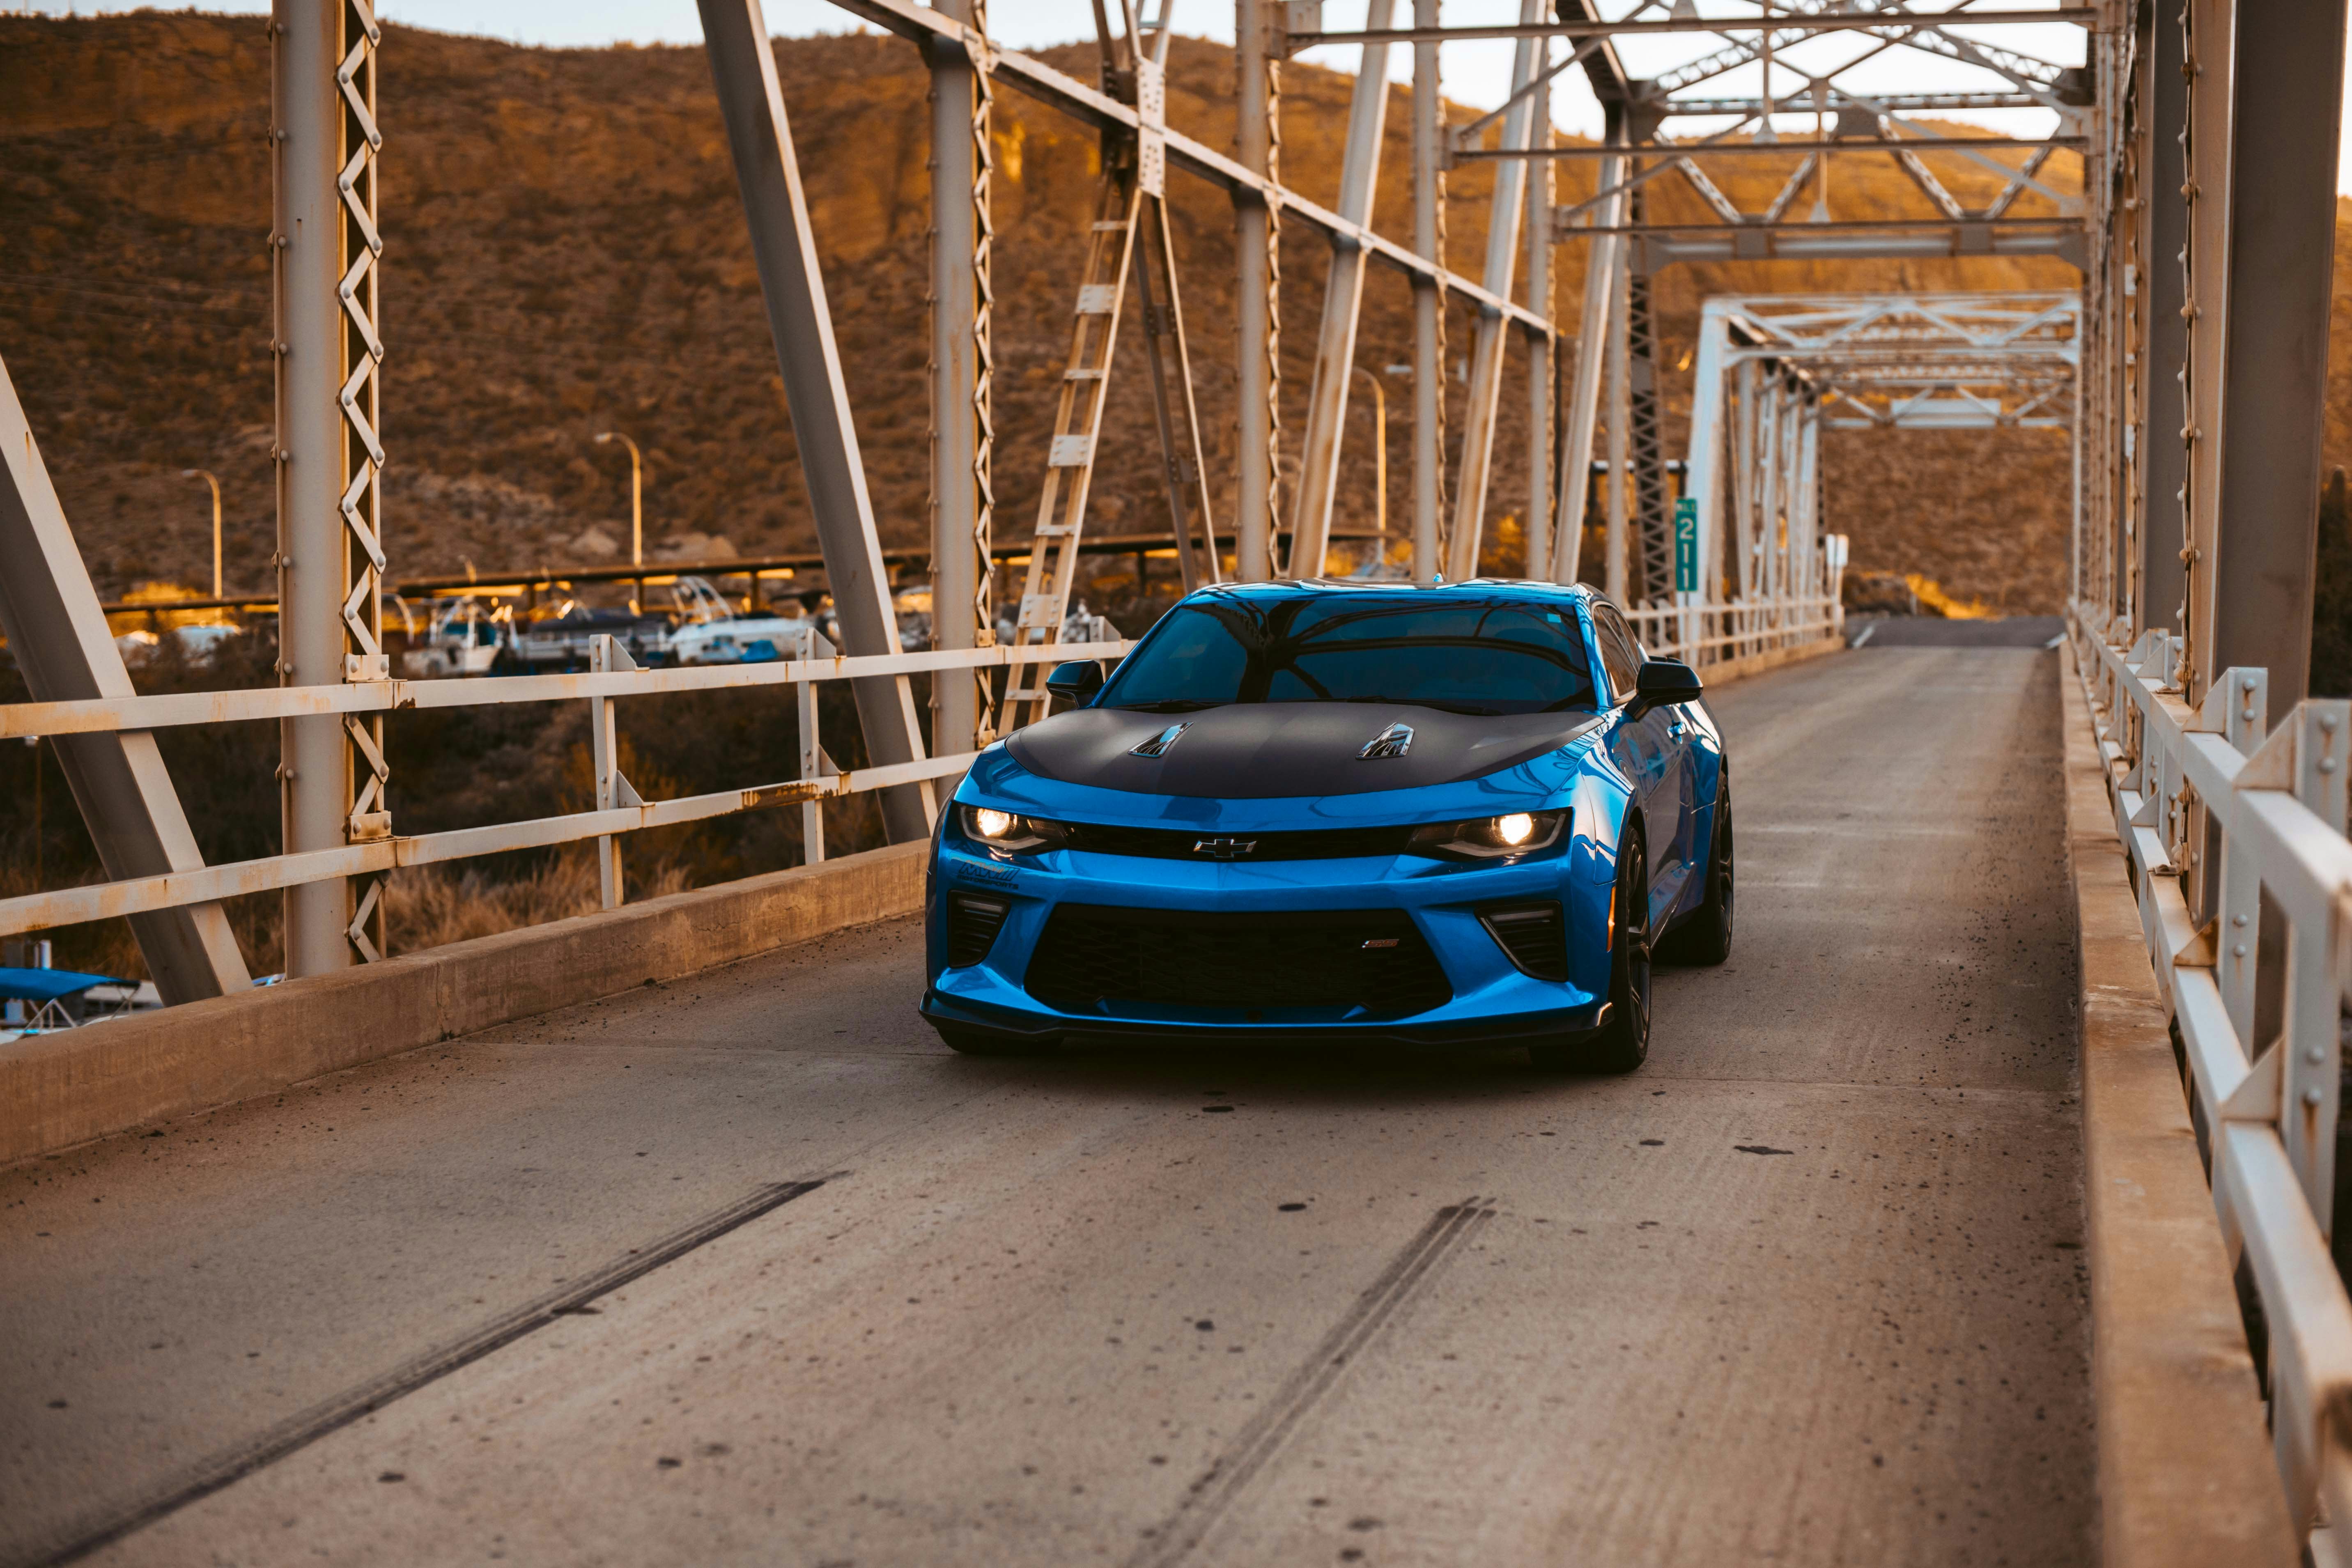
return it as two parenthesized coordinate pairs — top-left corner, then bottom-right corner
(959, 803), (1070, 855)
(1405, 809), (1568, 862)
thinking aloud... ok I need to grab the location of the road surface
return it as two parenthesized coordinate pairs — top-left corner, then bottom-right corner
(2, 644), (2092, 1567)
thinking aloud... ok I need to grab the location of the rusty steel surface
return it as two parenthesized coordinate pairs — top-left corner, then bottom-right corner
(0, 650), (2094, 1567)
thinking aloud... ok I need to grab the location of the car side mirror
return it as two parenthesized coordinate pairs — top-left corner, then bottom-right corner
(1630, 658), (1702, 714)
(1045, 660), (1105, 706)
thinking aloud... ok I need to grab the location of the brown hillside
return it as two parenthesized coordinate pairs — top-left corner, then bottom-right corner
(0, 12), (2267, 618)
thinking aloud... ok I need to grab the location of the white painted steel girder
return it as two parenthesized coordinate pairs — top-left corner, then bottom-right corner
(698, 0), (935, 842)
(0, 351), (254, 1002)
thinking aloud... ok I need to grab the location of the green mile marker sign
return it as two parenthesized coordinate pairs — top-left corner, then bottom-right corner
(1673, 497), (1699, 594)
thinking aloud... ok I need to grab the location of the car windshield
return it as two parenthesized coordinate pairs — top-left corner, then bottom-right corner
(1098, 595), (1598, 716)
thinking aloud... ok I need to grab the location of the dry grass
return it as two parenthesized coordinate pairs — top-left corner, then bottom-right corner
(2, 852), (692, 982)
(383, 852), (690, 957)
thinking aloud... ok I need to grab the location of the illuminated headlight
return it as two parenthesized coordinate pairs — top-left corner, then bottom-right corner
(958, 804), (1070, 855)
(1406, 809), (1568, 862)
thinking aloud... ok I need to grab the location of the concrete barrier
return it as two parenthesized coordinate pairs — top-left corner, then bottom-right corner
(2059, 646), (2296, 1566)
(1, 840), (928, 1168)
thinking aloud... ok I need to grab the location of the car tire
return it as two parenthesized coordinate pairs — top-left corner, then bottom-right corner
(1659, 783), (1734, 967)
(933, 1022), (1059, 1058)
(1530, 820), (1651, 1074)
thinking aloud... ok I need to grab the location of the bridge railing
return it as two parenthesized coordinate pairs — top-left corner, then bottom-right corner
(0, 638), (1131, 947)
(2071, 604), (2352, 1556)
(1627, 593), (1844, 666)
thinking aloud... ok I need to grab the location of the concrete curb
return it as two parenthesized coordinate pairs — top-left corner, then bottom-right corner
(2059, 644), (2296, 1565)
(2, 840), (928, 1168)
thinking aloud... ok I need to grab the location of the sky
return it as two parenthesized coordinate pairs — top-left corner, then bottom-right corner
(19, 1), (2352, 193)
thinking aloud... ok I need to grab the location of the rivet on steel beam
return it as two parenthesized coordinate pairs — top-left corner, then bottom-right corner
(2233, 944), (2247, 958)
(2309, 1047), (2327, 1066)
(2306, 1088), (2326, 1107)
(2320, 758), (2338, 775)
(2234, 913), (2249, 927)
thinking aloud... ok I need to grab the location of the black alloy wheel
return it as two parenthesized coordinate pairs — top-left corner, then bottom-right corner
(1661, 783), (1734, 967)
(1530, 821), (1651, 1073)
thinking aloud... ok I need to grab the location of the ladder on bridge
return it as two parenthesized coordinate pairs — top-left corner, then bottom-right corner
(994, 5), (1219, 734)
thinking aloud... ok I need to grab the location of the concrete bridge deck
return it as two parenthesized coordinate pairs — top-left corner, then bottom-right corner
(2, 646), (2095, 1567)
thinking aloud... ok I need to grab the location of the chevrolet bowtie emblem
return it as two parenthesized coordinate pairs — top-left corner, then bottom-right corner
(1130, 722), (1190, 758)
(1192, 837), (1258, 859)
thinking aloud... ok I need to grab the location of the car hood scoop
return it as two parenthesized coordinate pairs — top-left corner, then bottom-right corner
(1006, 703), (1601, 799)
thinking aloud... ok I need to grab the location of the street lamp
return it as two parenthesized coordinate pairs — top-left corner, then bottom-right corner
(1353, 366), (1389, 549)
(180, 468), (222, 598)
(593, 430), (645, 566)
(593, 431), (644, 612)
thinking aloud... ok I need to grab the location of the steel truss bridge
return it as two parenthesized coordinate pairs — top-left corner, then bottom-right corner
(2, 0), (2351, 1562)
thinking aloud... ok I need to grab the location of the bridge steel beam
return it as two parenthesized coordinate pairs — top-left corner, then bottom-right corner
(1408, 0), (1444, 585)
(698, 0), (934, 843)
(1550, 135), (1621, 588)
(273, 0), (389, 975)
(1443, 0), (1544, 584)
(0, 354), (253, 1005)
(1602, 240), (1631, 602)
(1289, 0), (1397, 581)
(1233, 0), (1281, 582)
(1521, 63), (1552, 583)
(926, 0), (992, 755)
(2128, 2), (2185, 632)
(2192, 0), (2347, 709)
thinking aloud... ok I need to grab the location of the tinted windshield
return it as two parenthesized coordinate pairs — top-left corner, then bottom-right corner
(1099, 595), (1598, 716)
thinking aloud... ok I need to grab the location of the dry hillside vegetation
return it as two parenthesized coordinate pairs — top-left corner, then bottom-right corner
(0, 12), (2306, 619)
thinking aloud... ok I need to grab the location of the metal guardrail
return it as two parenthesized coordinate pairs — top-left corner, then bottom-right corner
(0, 638), (1132, 942)
(1626, 594), (1845, 665)
(2071, 604), (2352, 1559)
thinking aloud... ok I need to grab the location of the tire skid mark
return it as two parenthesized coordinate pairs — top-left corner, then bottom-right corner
(1125, 1196), (1499, 1568)
(18, 1178), (832, 1568)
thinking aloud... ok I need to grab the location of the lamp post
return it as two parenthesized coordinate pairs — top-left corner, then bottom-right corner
(593, 431), (643, 610)
(180, 468), (222, 598)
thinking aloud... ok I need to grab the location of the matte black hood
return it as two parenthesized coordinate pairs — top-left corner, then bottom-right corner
(1006, 703), (1601, 799)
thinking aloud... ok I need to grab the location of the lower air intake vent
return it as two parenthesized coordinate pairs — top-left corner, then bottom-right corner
(1026, 905), (1451, 1019)
(946, 892), (1011, 967)
(1478, 901), (1568, 981)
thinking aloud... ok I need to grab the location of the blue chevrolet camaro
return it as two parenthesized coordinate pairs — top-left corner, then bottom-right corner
(920, 578), (1732, 1071)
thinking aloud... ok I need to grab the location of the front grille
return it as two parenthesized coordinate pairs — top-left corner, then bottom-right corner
(946, 892), (1011, 967)
(1059, 821), (1413, 861)
(1477, 900), (1568, 981)
(1026, 904), (1452, 1019)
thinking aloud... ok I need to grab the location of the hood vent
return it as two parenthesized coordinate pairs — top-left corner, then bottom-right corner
(1129, 722), (1191, 758)
(1359, 721), (1415, 760)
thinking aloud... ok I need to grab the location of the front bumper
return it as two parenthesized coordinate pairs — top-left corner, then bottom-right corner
(923, 837), (1609, 1044)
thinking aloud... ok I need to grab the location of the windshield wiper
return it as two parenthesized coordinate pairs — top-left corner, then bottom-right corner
(1115, 699), (1221, 713)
